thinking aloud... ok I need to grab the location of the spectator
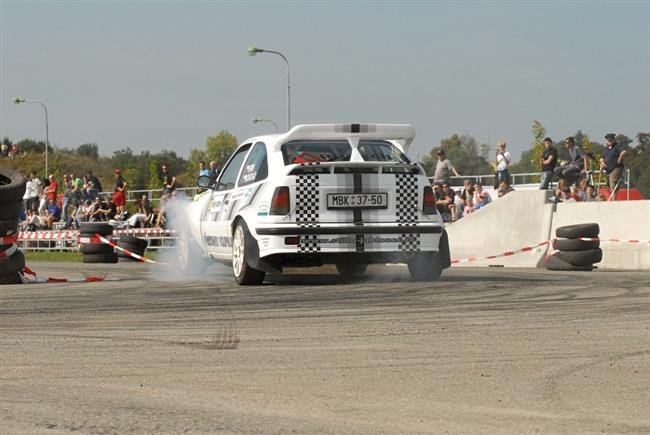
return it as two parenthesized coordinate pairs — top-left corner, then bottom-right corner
(42, 198), (61, 230)
(494, 141), (510, 190)
(61, 174), (73, 222)
(436, 182), (456, 222)
(554, 137), (588, 186)
(539, 137), (558, 190)
(86, 170), (102, 198)
(38, 177), (50, 215)
(161, 163), (176, 193)
(127, 193), (154, 228)
(208, 160), (219, 184)
(433, 149), (460, 185)
(497, 179), (514, 198)
(45, 174), (58, 203)
(472, 183), (492, 210)
(90, 196), (110, 222)
(112, 168), (128, 217)
(9, 143), (17, 159)
(600, 133), (627, 201)
(576, 178), (589, 201)
(198, 160), (210, 177)
(24, 209), (41, 231)
(584, 185), (597, 202)
(0, 143), (8, 158)
(553, 179), (570, 202)
(154, 191), (173, 228)
(459, 179), (473, 205)
(25, 171), (41, 212)
(81, 199), (94, 222)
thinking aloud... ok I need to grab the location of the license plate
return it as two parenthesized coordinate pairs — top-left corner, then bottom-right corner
(327, 193), (388, 209)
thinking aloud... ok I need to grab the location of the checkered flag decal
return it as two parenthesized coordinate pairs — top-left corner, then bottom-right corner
(395, 172), (420, 252)
(295, 173), (320, 252)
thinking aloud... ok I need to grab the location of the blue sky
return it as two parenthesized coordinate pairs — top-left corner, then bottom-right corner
(1, 1), (648, 164)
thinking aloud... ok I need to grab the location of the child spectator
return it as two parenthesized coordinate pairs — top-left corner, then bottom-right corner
(497, 179), (514, 198)
(112, 169), (128, 217)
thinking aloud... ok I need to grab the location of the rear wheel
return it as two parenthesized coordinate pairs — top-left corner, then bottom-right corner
(177, 230), (208, 274)
(336, 263), (367, 277)
(232, 222), (265, 285)
(408, 252), (442, 281)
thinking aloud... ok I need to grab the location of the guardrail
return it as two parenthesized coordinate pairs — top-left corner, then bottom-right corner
(98, 187), (200, 205)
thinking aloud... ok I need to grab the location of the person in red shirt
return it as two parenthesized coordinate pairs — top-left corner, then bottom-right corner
(46, 174), (58, 202)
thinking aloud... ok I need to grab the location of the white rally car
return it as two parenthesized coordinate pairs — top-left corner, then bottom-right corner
(179, 123), (450, 284)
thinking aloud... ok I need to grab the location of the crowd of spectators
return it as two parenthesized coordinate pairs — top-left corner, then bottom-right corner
(18, 162), (178, 232)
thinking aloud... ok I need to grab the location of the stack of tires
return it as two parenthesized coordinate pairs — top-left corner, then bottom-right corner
(545, 223), (602, 271)
(79, 222), (117, 263)
(117, 234), (148, 261)
(0, 167), (27, 284)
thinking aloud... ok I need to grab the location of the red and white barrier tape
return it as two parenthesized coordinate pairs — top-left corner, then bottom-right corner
(0, 234), (18, 244)
(451, 236), (649, 265)
(18, 228), (176, 240)
(19, 266), (119, 284)
(0, 243), (18, 259)
(576, 237), (650, 244)
(78, 235), (110, 244)
(451, 241), (550, 264)
(96, 234), (166, 265)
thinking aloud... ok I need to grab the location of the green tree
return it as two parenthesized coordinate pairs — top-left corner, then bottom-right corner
(626, 132), (650, 197)
(76, 143), (99, 160)
(420, 134), (491, 178)
(205, 130), (238, 168)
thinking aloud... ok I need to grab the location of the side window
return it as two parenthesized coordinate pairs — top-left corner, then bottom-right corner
(216, 144), (251, 191)
(238, 142), (268, 187)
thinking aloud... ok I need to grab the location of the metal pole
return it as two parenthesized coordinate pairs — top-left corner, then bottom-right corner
(627, 168), (630, 200)
(41, 102), (49, 178)
(263, 50), (291, 130)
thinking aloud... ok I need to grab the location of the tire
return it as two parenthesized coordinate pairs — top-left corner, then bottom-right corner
(556, 223), (599, 239)
(545, 254), (593, 271)
(336, 263), (367, 277)
(0, 271), (22, 284)
(82, 252), (118, 263)
(232, 222), (265, 285)
(118, 242), (145, 255)
(118, 235), (148, 250)
(0, 166), (27, 204)
(553, 238), (600, 251)
(0, 250), (25, 273)
(79, 243), (114, 254)
(407, 252), (442, 281)
(177, 230), (209, 275)
(0, 218), (18, 235)
(79, 222), (113, 236)
(555, 248), (602, 266)
(0, 200), (22, 221)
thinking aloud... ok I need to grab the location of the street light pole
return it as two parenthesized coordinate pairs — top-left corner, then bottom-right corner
(13, 97), (49, 176)
(251, 117), (279, 133)
(248, 46), (291, 131)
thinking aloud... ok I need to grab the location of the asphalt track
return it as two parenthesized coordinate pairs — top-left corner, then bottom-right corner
(1, 262), (649, 434)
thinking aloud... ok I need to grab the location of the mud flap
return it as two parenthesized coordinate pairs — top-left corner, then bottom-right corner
(439, 229), (451, 269)
(244, 231), (282, 274)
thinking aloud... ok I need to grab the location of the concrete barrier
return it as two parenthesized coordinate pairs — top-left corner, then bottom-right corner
(551, 200), (650, 270)
(446, 191), (553, 267)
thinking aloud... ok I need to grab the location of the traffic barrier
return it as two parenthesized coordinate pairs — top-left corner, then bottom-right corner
(17, 228), (177, 252)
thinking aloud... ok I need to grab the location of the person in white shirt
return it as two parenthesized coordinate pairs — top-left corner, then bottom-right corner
(26, 171), (42, 212)
(494, 141), (511, 190)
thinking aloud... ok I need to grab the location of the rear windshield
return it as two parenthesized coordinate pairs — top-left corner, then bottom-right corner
(281, 140), (410, 165)
(358, 140), (410, 163)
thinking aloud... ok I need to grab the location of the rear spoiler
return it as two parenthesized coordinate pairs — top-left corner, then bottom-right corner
(273, 124), (415, 153)
(288, 161), (423, 176)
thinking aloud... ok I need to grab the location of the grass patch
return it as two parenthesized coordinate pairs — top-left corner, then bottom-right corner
(23, 249), (163, 262)
(24, 251), (83, 262)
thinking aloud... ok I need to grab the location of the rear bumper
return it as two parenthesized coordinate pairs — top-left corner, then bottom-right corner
(255, 223), (443, 236)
